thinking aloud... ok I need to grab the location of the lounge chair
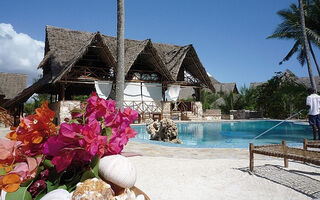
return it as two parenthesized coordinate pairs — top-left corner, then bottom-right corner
(303, 139), (320, 150)
(249, 141), (320, 171)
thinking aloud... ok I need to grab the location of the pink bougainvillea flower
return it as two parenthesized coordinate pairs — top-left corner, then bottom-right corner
(44, 121), (107, 172)
(10, 156), (42, 183)
(106, 126), (137, 155)
(86, 92), (117, 122)
(0, 139), (22, 161)
(122, 107), (139, 124)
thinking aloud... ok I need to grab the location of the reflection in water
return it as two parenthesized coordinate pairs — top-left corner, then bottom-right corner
(132, 121), (313, 148)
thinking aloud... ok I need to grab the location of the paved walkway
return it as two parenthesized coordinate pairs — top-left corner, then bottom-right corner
(123, 141), (278, 160)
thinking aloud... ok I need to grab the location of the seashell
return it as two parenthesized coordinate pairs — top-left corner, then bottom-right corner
(1, 190), (6, 200)
(99, 155), (137, 188)
(136, 195), (145, 200)
(40, 189), (72, 200)
(72, 178), (114, 200)
(115, 188), (136, 200)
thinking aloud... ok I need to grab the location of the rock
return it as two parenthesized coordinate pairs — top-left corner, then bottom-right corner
(146, 118), (182, 144)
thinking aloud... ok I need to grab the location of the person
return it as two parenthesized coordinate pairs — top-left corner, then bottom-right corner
(306, 88), (320, 140)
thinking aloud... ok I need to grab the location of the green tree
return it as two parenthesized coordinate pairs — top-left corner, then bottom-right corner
(267, 0), (320, 80)
(200, 89), (219, 110)
(255, 72), (308, 119)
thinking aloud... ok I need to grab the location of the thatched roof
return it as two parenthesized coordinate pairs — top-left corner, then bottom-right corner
(297, 76), (320, 89)
(5, 25), (214, 108)
(213, 83), (238, 94)
(249, 69), (319, 89)
(0, 72), (27, 101)
(249, 82), (265, 89)
(178, 79), (238, 100)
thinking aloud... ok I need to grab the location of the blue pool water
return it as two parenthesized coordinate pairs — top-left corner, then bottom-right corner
(131, 120), (313, 148)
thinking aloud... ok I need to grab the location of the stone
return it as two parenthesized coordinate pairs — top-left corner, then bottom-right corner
(146, 118), (182, 144)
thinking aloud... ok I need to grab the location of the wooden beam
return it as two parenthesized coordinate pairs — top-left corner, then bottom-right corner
(249, 143), (254, 172)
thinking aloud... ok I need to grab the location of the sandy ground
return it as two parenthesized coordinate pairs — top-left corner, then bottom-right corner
(129, 156), (320, 200)
(1, 126), (320, 199)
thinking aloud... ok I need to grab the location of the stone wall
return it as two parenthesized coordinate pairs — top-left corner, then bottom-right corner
(203, 109), (221, 120)
(193, 102), (203, 118)
(49, 101), (81, 124)
(230, 110), (263, 119)
(162, 102), (171, 119)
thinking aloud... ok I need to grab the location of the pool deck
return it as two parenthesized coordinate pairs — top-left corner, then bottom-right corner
(1, 125), (320, 199)
(124, 141), (251, 159)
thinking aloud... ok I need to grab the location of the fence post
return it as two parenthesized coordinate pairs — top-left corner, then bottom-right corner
(249, 143), (254, 172)
(282, 141), (288, 168)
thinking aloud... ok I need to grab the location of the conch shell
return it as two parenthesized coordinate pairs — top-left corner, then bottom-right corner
(40, 189), (72, 200)
(115, 188), (145, 200)
(99, 155), (136, 188)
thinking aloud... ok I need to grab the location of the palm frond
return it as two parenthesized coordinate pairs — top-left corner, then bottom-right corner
(280, 41), (300, 64)
(305, 27), (320, 45)
(297, 44), (306, 66)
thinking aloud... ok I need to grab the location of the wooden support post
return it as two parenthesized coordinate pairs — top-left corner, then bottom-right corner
(194, 88), (200, 101)
(249, 143), (254, 172)
(162, 83), (167, 102)
(61, 83), (65, 101)
(303, 139), (307, 150)
(282, 141), (288, 168)
(303, 139), (307, 163)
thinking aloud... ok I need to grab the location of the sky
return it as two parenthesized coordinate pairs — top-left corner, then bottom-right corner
(0, 0), (317, 88)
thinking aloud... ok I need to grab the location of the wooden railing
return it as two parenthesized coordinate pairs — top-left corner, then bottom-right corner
(123, 101), (162, 113)
(0, 106), (13, 127)
(123, 100), (202, 121)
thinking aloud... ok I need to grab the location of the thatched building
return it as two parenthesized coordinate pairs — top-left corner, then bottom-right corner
(3, 26), (214, 123)
(178, 76), (238, 100)
(0, 73), (27, 106)
(249, 69), (319, 90)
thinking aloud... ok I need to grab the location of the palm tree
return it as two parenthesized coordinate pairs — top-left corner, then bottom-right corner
(267, 1), (320, 76)
(115, 0), (125, 110)
(299, 0), (317, 91)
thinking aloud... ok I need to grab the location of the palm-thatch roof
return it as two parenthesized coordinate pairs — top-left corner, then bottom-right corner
(249, 69), (319, 90)
(213, 83), (238, 94)
(4, 25), (214, 108)
(178, 77), (238, 100)
(0, 73), (27, 105)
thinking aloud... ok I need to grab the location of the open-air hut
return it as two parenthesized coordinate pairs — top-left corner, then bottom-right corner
(3, 26), (214, 123)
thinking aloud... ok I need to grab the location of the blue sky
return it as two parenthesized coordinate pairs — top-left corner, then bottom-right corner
(0, 0), (317, 88)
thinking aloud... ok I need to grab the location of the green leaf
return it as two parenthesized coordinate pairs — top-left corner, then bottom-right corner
(46, 180), (58, 193)
(80, 170), (95, 182)
(102, 127), (112, 137)
(43, 159), (54, 168)
(58, 185), (67, 190)
(5, 183), (33, 200)
(20, 179), (33, 187)
(0, 168), (6, 176)
(34, 192), (46, 200)
(90, 156), (100, 177)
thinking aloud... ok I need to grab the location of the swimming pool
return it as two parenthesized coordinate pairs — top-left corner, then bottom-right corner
(131, 120), (313, 148)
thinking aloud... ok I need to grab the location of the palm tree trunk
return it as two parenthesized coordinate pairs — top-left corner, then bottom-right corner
(299, 0), (317, 91)
(309, 40), (320, 76)
(115, 0), (125, 110)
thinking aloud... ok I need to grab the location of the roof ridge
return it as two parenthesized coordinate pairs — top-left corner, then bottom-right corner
(0, 72), (28, 76)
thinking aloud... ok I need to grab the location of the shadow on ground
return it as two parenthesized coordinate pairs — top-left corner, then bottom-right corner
(238, 164), (320, 199)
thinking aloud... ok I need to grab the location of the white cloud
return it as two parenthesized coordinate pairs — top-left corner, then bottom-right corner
(0, 23), (44, 85)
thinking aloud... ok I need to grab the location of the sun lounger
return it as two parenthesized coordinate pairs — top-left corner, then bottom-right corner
(303, 139), (320, 150)
(249, 141), (320, 171)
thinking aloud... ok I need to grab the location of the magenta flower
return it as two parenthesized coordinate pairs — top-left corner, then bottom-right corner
(86, 92), (116, 123)
(43, 121), (107, 173)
